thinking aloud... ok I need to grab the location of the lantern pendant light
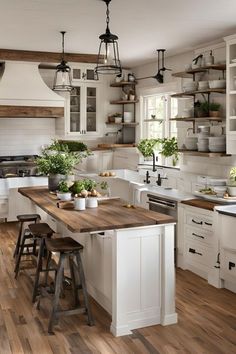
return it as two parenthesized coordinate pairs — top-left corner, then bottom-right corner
(53, 31), (72, 91)
(94, 0), (122, 76)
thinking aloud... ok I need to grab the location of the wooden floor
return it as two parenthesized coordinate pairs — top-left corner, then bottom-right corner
(1, 223), (236, 354)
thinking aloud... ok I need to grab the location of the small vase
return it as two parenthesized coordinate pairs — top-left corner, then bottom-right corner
(86, 197), (98, 208)
(74, 198), (86, 210)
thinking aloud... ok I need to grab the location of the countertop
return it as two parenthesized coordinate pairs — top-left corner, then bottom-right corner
(181, 199), (222, 211)
(215, 204), (236, 217)
(136, 185), (193, 202)
(18, 187), (175, 233)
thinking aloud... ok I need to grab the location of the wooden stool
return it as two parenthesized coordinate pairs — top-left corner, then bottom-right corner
(44, 237), (94, 334)
(27, 223), (55, 303)
(13, 214), (41, 258)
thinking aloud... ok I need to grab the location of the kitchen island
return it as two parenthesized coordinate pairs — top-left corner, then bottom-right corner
(18, 186), (177, 336)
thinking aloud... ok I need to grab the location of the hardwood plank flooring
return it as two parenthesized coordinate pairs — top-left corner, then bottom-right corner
(0, 222), (236, 354)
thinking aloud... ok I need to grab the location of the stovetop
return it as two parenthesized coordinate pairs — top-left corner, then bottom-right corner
(0, 155), (38, 164)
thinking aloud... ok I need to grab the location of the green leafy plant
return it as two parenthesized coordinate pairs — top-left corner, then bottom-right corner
(100, 181), (108, 190)
(209, 102), (221, 111)
(228, 167), (236, 186)
(83, 179), (97, 191)
(159, 137), (179, 165)
(137, 139), (161, 158)
(36, 140), (89, 175)
(58, 180), (70, 193)
(58, 140), (88, 152)
(199, 101), (209, 114)
(69, 180), (86, 194)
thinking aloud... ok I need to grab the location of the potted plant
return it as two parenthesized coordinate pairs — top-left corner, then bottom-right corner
(209, 102), (221, 117)
(36, 140), (90, 191)
(56, 181), (72, 201)
(198, 101), (209, 117)
(70, 178), (100, 209)
(160, 137), (179, 166)
(137, 139), (160, 159)
(227, 167), (236, 196)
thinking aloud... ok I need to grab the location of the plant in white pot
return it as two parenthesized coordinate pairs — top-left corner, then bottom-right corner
(227, 167), (236, 196)
(56, 180), (72, 201)
(36, 140), (90, 191)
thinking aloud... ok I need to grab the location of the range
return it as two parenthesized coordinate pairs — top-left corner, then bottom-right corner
(0, 155), (39, 178)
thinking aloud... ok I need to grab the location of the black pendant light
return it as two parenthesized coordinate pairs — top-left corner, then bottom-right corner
(136, 49), (171, 83)
(53, 31), (72, 91)
(94, 0), (122, 76)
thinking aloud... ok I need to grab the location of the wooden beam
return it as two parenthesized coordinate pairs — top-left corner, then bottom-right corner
(0, 105), (64, 118)
(0, 49), (98, 64)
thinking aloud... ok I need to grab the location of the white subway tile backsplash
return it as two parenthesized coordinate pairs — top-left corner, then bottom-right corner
(0, 118), (55, 155)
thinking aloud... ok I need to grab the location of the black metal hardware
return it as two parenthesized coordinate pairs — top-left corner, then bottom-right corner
(229, 261), (235, 270)
(156, 173), (168, 186)
(189, 248), (202, 256)
(82, 72), (87, 80)
(192, 232), (204, 239)
(152, 152), (157, 172)
(192, 219), (203, 225)
(53, 31), (72, 91)
(144, 171), (151, 184)
(214, 253), (220, 269)
(204, 222), (212, 226)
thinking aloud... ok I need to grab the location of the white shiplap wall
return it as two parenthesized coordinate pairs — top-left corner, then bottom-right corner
(0, 118), (55, 156)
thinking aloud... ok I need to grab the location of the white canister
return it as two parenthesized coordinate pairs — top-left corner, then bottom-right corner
(74, 198), (86, 211)
(86, 197), (98, 208)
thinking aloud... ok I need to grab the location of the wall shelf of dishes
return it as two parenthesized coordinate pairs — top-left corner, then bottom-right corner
(177, 149), (230, 157)
(172, 64), (226, 79)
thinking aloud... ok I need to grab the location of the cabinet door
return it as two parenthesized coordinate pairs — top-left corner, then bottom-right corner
(69, 86), (82, 133)
(85, 85), (98, 134)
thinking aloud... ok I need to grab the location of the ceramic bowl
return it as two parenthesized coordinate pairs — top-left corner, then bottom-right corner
(185, 137), (198, 150)
(227, 186), (236, 197)
(198, 81), (209, 90)
(56, 192), (72, 201)
(208, 136), (226, 145)
(208, 145), (226, 152)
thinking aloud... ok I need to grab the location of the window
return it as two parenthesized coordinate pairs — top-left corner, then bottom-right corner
(141, 93), (178, 165)
(142, 93), (178, 140)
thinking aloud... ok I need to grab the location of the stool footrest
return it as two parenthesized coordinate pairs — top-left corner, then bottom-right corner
(56, 308), (86, 317)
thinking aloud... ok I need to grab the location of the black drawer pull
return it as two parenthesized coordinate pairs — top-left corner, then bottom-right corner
(189, 248), (202, 256)
(204, 222), (212, 226)
(229, 261), (235, 270)
(192, 232), (204, 239)
(192, 219), (203, 225)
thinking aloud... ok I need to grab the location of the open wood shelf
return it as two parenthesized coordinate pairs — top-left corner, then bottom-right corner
(144, 119), (163, 122)
(172, 64), (226, 78)
(178, 149), (230, 157)
(171, 88), (226, 98)
(110, 100), (139, 104)
(110, 81), (137, 87)
(170, 116), (225, 122)
(105, 122), (139, 126)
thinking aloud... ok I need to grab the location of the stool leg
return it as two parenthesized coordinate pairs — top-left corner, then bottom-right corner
(69, 256), (80, 307)
(32, 238), (45, 303)
(13, 221), (23, 258)
(48, 253), (66, 334)
(75, 252), (94, 326)
(14, 232), (27, 278)
(44, 250), (52, 286)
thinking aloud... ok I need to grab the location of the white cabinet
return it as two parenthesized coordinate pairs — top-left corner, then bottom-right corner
(217, 212), (236, 292)
(75, 150), (113, 173)
(224, 33), (236, 153)
(179, 204), (220, 287)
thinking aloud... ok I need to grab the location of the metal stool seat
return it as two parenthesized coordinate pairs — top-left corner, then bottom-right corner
(41, 237), (94, 333)
(13, 213), (41, 258)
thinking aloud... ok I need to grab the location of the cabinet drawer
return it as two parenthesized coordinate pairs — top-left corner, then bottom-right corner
(185, 225), (213, 246)
(220, 249), (236, 281)
(186, 212), (213, 231)
(184, 240), (212, 267)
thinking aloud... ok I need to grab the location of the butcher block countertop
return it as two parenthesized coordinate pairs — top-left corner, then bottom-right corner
(18, 187), (175, 233)
(181, 198), (221, 211)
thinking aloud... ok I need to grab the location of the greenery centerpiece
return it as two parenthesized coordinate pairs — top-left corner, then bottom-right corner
(226, 167), (236, 196)
(36, 140), (90, 191)
(56, 180), (72, 201)
(137, 139), (161, 159)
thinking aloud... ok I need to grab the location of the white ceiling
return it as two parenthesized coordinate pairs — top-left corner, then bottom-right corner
(1, 0), (236, 67)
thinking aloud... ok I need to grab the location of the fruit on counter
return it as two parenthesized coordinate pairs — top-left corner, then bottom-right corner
(99, 171), (116, 177)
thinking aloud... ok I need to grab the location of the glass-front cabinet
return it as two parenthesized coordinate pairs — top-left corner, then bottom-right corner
(68, 83), (99, 135)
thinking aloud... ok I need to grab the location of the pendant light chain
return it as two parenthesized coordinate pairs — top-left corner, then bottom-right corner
(106, 1), (110, 31)
(61, 31), (65, 61)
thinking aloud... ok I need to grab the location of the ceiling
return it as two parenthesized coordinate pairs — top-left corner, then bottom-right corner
(1, 0), (236, 67)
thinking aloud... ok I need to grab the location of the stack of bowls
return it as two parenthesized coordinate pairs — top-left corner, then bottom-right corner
(182, 81), (198, 92)
(197, 126), (210, 152)
(185, 136), (198, 150)
(208, 136), (226, 152)
(208, 80), (226, 89)
(198, 81), (209, 90)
